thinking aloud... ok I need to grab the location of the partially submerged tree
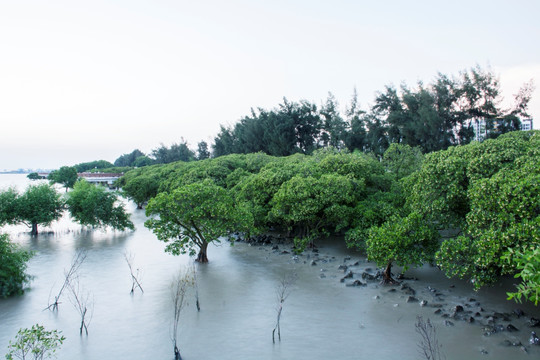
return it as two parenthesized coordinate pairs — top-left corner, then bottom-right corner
(272, 272), (296, 343)
(46, 250), (87, 311)
(145, 179), (254, 262)
(415, 316), (445, 360)
(48, 166), (78, 191)
(5, 324), (65, 360)
(66, 180), (134, 231)
(0, 184), (64, 236)
(124, 251), (144, 294)
(121, 175), (159, 209)
(67, 277), (93, 335)
(0, 234), (33, 297)
(170, 267), (194, 360)
(366, 212), (439, 284)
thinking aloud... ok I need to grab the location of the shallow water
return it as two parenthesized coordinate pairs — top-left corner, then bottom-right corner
(1, 174), (539, 359)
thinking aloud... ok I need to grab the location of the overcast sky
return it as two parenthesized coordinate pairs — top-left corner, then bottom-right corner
(1, 0), (539, 170)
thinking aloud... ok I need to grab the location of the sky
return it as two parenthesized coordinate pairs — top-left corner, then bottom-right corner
(1, 0), (539, 170)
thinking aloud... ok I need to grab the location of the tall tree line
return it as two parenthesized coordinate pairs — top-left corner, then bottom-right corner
(212, 66), (533, 157)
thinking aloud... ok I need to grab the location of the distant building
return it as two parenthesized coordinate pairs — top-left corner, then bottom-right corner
(473, 118), (534, 142)
(520, 118), (533, 131)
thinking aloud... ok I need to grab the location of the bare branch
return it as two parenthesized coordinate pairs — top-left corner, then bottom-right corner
(45, 250), (87, 311)
(415, 316), (445, 360)
(124, 251), (144, 294)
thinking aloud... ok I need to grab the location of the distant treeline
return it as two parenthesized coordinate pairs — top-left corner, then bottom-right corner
(71, 66), (534, 173)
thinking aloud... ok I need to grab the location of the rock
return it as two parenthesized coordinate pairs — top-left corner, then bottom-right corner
(529, 317), (540, 327)
(467, 317), (475, 323)
(434, 309), (442, 315)
(373, 295), (380, 300)
(319, 273), (326, 279)
(420, 300), (428, 307)
(494, 324), (505, 333)
(344, 256), (351, 262)
(400, 284), (416, 295)
(513, 308), (525, 318)
(480, 349), (488, 355)
(444, 320), (454, 326)
(280, 250), (290, 255)
(310, 260), (317, 266)
(338, 264), (348, 272)
(340, 271), (353, 283)
(453, 305), (464, 313)
(361, 272), (377, 281)
(507, 324), (519, 332)
(272, 245), (279, 250)
(530, 331), (540, 345)
(351, 261), (360, 266)
(483, 326), (496, 336)
(387, 288), (396, 293)
(406, 296), (418, 303)
(346, 280), (366, 287)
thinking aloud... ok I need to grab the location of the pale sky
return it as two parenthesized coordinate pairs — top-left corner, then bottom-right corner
(1, 0), (539, 170)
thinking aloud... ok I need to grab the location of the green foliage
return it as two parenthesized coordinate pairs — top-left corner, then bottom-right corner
(114, 149), (146, 167)
(366, 212), (440, 273)
(382, 143), (423, 180)
(73, 160), (114, 173)
(436, 144), (539, 289)
(152, 141), (195, 164)
(503, 247), (540, 306)
(269, 174), (358, 251)
(47, 166), (78, 190)
(5, 324), (65, 360)
(66, 180), (134, 231)
(0, 184), (64, 235)
(26, 173), (42, 181)
(121, 175), (159, 209)
(0, 234), (33, 297)
(0, 188), (19, 226)
(145, 180), (254, 261)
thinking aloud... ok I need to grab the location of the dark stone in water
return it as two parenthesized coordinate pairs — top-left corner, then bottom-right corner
(406, 296), (418, 303)
(346, 280), (366, 287)
(434, 309), (442, 314)
(280, 250), (290, 255)
(453, 305), (464, 313)
(362, 272), (377, 281)
(530, 331), (539, 345)
(343, 256), (351, 262)
(513, 308), (525, 318)
(444, 320), (454, 326)
(311, 260), (317, 266)
(272, 245), (279, 250)
(340, 271), (353, 283)
(338, 264), (348, 272)
(507, 324), (519, 332)
(351, 261), (360, 266)
(420, 300), (428, 307)
(480, 349), (488, 355)
(387, 288), (396, 293)
(529, 317), (540, 327)
(467, 317), (475, 323)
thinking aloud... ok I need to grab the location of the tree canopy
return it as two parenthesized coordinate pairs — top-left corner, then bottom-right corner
(145, 179), (254, 262)
(66, 180), (135, 231)
(48, 166), (78, 191)
(0, 234), (33, 297)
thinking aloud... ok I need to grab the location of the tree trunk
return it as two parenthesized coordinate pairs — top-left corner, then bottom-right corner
(196, 241), (209, 263)
(31, 223), (38, 236)
(382, 261), (398, 285)
(137, 203), (143, 210)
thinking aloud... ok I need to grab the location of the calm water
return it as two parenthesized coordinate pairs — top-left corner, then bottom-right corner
(0, 174), (539, 359)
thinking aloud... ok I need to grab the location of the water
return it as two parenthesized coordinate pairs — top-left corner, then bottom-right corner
(1, 174), (539, 359)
